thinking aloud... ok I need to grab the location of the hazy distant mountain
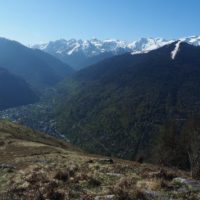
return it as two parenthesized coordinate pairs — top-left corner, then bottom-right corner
(0, 37), (74, 90)
(55, 41), (200, 159)
(0, 67), (38, 110)
(32, 38), (132, 70)
(31, 36), (200, 70)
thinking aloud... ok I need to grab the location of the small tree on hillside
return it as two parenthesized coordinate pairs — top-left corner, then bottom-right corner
(155, 121), (179, 167)
(154, 120), (189, 169)
(184, 117), (200, 179)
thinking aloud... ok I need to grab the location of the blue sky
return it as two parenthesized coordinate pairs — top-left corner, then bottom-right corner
(0, 0), (199, 44)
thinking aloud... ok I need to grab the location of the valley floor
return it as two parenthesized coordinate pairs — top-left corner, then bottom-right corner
(0, 121), (200, 200)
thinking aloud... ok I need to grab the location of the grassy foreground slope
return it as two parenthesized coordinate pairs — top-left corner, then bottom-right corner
(0, 121), (199, 200)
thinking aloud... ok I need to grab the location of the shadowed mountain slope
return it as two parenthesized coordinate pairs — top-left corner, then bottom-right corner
(0, 38), (74, 90)
(0, 68), (38, 110)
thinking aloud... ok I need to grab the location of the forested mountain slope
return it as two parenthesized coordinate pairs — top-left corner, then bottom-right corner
(55, 42), (200, 162)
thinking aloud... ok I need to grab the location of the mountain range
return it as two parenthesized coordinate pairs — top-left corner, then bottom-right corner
(32, 36), (200, 69)
(0, 37), (199, 199)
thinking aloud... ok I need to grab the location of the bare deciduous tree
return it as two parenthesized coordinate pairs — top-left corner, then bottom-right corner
(186, 117), (200, 179)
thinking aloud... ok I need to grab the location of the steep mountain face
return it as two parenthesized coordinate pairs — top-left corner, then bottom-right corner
(0, 38), (74, 90)
(55, 42), (200, 160)
(0, 68), (38, 110)
(32, 36), (200, 70)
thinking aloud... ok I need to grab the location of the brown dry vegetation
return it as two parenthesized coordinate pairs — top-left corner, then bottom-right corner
(0, 120), (199, 200)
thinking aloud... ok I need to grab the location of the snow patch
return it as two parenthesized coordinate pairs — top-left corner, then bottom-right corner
(171, 41), (182, 60)
(131, 50), (150, 55)
(67, 43), (81, 55)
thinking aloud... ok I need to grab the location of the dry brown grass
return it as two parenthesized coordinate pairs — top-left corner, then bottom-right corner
(0, 121), (199, 200)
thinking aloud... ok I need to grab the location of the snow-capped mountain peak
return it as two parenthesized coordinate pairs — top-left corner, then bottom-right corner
(32, 38), (132, 57)
(180, 35), (200, 46)
(32, 37), (170, 58)
(130, 37), (174, 55)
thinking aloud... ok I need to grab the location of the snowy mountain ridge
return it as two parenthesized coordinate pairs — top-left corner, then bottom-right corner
(31, 36), (200, 69)
(31, 36), (200, 57)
